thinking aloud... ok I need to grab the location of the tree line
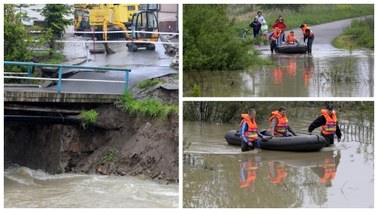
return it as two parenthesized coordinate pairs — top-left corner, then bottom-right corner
(183, 101), (374, 124)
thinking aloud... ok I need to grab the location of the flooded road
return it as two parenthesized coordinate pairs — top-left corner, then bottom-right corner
(4, 166), (179, 208)
(184, 46), (373, 97)
(183, 16), (374, 97)
(47, 31), (177, 94)
(183, 115), (374, 208)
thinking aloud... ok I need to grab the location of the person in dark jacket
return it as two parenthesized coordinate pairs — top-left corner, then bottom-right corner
(250, 18), (262, 38)
(308, 103), (342, 146)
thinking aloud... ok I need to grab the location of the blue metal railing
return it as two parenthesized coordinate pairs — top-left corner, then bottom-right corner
(4, 61), (131, 93)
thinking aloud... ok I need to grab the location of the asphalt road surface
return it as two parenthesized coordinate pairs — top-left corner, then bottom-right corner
(284, 16), (372, 44)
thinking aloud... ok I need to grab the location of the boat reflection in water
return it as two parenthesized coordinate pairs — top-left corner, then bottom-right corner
(183, 145), (372, 208)
(238, 150), (340, 190)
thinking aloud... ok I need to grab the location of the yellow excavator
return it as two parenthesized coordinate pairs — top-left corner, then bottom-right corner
(74, 4), (138, 33)
(74, 4), (159, 52)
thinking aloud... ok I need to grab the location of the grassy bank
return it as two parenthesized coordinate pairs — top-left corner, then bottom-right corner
(120, 92), (178, 119)
(332, 17), (374, 50)
(231, 4), (373, 34)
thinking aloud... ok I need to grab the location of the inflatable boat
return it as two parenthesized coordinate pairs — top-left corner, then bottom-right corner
(275, 45), (308, 54)
(224, 130), (327, 152)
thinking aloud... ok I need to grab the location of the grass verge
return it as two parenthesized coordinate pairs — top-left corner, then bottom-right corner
(120, 92), (178, 119)
(332, 17), (374, 50)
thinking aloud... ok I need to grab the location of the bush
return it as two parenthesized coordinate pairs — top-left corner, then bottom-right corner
(191, 84), (201, 97)
(102, 150), (118, 163)
(80, 109), (99, 123)
(184, 4), (257, 71)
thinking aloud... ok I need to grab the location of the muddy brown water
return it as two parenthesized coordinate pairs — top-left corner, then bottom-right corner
(183, 45), (373, 97)
(4, 167), (179, 208)
(183, 115), (374, 208)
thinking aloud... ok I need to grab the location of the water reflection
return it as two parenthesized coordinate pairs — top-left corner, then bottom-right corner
(184, 148), (368, 208)
(312, 152), (340, 187)
(271, 54), (314, 88)
(237, 150), (341, 190)
(239, 156), (262, 189)
(267, 161), (288, 186)
(339, 124), (374, 144)
(183, 48), (373, 97)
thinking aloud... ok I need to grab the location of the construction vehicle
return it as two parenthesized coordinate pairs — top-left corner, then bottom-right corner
(74, 4), (139, 33)
(74, 4), (159, 52)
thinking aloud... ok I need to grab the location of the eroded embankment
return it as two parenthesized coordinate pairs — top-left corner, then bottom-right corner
(5, 104), (178, 183)
(5, 73), (179, 183)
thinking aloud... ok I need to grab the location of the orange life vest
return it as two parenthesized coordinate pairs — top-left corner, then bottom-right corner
(240, 114), (259, 142)
(301, 24), (314, 37)
(321, 109), (337, 135)
(240, 161), (258, 188)
(287, 60), (296, 75)
(320, 157), (336, 184)
(273, 67), (283, 85)
(286, 34), (297, 45)
(268, 162), (287, 184)
(270, 28), (281, 41)
(269, 111), (288, 136)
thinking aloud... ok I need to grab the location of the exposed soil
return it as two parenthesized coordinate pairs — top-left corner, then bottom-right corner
(74, 104), (178, 183)
(4, 75), (178, 183)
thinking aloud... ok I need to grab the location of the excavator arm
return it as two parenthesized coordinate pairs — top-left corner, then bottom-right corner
(102, 20), (130, 41)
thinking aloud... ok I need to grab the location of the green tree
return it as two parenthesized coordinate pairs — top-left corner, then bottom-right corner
(183, 5), (253, 71)
(4, 4), (33, 62)
(41, 4), (73, 54)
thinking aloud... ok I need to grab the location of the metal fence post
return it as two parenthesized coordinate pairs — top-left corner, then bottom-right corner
(27, 65), (32, 83)
(124, 69), (130, 91)
(57, 65), (63, 93)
